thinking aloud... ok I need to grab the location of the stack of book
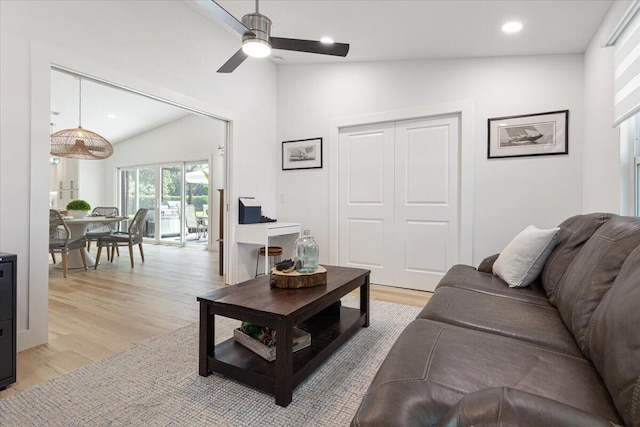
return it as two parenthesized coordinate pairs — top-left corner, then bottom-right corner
(233, 326), (311, 362)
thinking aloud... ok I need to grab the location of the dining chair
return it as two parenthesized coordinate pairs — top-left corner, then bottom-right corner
(86, 207), (120, 258)
(185, 204), (206, 240)
(94, 208), (148, 268)
(49, 209), (88, 277)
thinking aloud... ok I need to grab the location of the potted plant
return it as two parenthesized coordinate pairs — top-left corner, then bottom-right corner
(66, 199), (91, 218)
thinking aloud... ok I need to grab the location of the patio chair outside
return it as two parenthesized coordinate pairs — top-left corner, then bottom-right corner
(94, 208), (148, 268)
(49, 209), (88, 277)
(185, 204), (206, 240)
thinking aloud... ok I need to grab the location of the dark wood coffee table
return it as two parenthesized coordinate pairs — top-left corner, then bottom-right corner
(198, 265), (370, 407)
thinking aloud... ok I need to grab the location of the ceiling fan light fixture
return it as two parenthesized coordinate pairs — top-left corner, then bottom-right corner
(240, 11), (272, 58)
(213, 0), (349, 73)
(242, 39), (272, 57)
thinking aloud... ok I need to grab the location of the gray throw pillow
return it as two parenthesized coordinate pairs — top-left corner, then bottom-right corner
(493, 225), (560, 288)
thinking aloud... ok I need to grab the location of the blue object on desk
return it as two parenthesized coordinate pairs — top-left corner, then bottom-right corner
(239, 197), (261, 224)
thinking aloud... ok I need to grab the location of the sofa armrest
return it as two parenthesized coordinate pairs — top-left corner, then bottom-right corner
(437, 387), (617, 427)
(477, 254), (499, 274)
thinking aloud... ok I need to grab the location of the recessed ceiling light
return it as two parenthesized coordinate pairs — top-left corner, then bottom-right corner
(502, 21), (523, 34)
(320, 37), (334, 44)
(107, 113), (117, 119)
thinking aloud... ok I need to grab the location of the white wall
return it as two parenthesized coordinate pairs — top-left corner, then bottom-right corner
(105, 114), (226, 243)
(583, 1), (632, 213)
(107, 114), (221, 169)
(0, 0), (277, 350)
(276, 55), (585, 266)
(78, 159), (106, 210)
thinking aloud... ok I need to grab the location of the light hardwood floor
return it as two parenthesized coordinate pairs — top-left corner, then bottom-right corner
(0, 244), (431, 398)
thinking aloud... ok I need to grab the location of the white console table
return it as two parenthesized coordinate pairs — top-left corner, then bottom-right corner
(235, 222), (302, 277)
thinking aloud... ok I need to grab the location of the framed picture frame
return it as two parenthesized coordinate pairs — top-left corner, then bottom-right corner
(487, 110), (569, 159)
(282, 137), (323, 170)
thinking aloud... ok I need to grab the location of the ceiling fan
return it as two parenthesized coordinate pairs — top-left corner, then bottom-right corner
(211, 0), (350, 73)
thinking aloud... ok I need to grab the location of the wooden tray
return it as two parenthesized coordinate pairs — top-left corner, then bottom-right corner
(270, 265), (327, 289)
(233, 327), (311, 362)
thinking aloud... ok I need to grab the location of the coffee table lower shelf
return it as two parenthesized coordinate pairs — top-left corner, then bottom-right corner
(209, 306), (365, 395)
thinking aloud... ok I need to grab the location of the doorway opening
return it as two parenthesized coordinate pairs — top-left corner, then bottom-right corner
(49, 66), (229, 276)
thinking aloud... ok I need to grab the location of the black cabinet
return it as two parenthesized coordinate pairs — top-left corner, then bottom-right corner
(0, 253), (16, 391)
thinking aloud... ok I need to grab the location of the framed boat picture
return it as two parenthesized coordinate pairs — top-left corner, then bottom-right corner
(282, 137), (323, 170)
(488, 110), (569, 159)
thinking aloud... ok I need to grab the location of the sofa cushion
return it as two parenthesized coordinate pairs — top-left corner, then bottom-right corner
(436, 264), (549, 306)
(542, 213), (613, 304)
(493, 225), (560, 288)
(351, 319), (622, 427)
(438, 387), (616, 427)
(584, 244), (640, 427)
(417, 286), (581, 357)
(477, 253), (499, 274)
(554, 216), (640, 353)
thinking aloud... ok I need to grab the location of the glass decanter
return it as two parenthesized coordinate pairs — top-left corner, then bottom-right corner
(294, 229), (319, 273)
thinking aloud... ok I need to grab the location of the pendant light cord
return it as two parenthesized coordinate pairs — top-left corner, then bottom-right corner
(78, 78), (82, 128)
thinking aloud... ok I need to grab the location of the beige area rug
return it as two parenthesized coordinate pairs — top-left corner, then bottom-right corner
(0, 298), (420, 426)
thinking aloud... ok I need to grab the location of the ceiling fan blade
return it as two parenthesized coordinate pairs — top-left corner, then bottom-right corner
(210, 0), (255, 37)
(217, 49), (249, 73)
(270, 37), (349, 57)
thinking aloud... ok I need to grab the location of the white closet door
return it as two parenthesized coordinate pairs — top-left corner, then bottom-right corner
(338, 116), (460, 291)
(393, 116), (459, 291)
(338, 123), (395, 285)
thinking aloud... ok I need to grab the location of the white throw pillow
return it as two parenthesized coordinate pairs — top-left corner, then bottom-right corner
(493, 225), (560, 288)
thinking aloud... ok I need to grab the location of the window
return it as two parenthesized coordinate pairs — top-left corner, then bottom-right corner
(635, 114), (640, 216)
(636, 155), (640, 215)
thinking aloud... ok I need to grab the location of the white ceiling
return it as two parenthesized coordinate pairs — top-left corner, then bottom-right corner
(205, 0), (613, 64)
(50, 1), (615, 145)
(50, 71), (189, 144)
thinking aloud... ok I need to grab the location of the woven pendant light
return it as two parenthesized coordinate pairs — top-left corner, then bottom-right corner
(50, 78), (113, 160)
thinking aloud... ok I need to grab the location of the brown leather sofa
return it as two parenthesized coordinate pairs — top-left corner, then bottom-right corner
(352, 213), (640, 427)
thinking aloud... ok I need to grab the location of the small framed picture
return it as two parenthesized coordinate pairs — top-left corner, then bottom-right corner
(488, 110), (569, 159)
(282, 137), (323, 170)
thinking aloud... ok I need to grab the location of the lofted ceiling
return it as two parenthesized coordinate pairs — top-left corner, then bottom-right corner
(50, 71), (189, 145)
(202, 0), (613, 65)
(50, 0), (615, 146)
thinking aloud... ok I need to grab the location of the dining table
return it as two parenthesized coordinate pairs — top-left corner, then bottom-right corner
(56, 215), (128, 269)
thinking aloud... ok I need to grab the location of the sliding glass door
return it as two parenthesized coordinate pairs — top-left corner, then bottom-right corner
(139, 167), (157, 237)
(120, 169), (137, 219)
(159, 165), (183, 244)
(118, 161), (209, 246)
(119, 167), (157, 237)
(184, 162), (210, 243)
(635, 156), (640, 216)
